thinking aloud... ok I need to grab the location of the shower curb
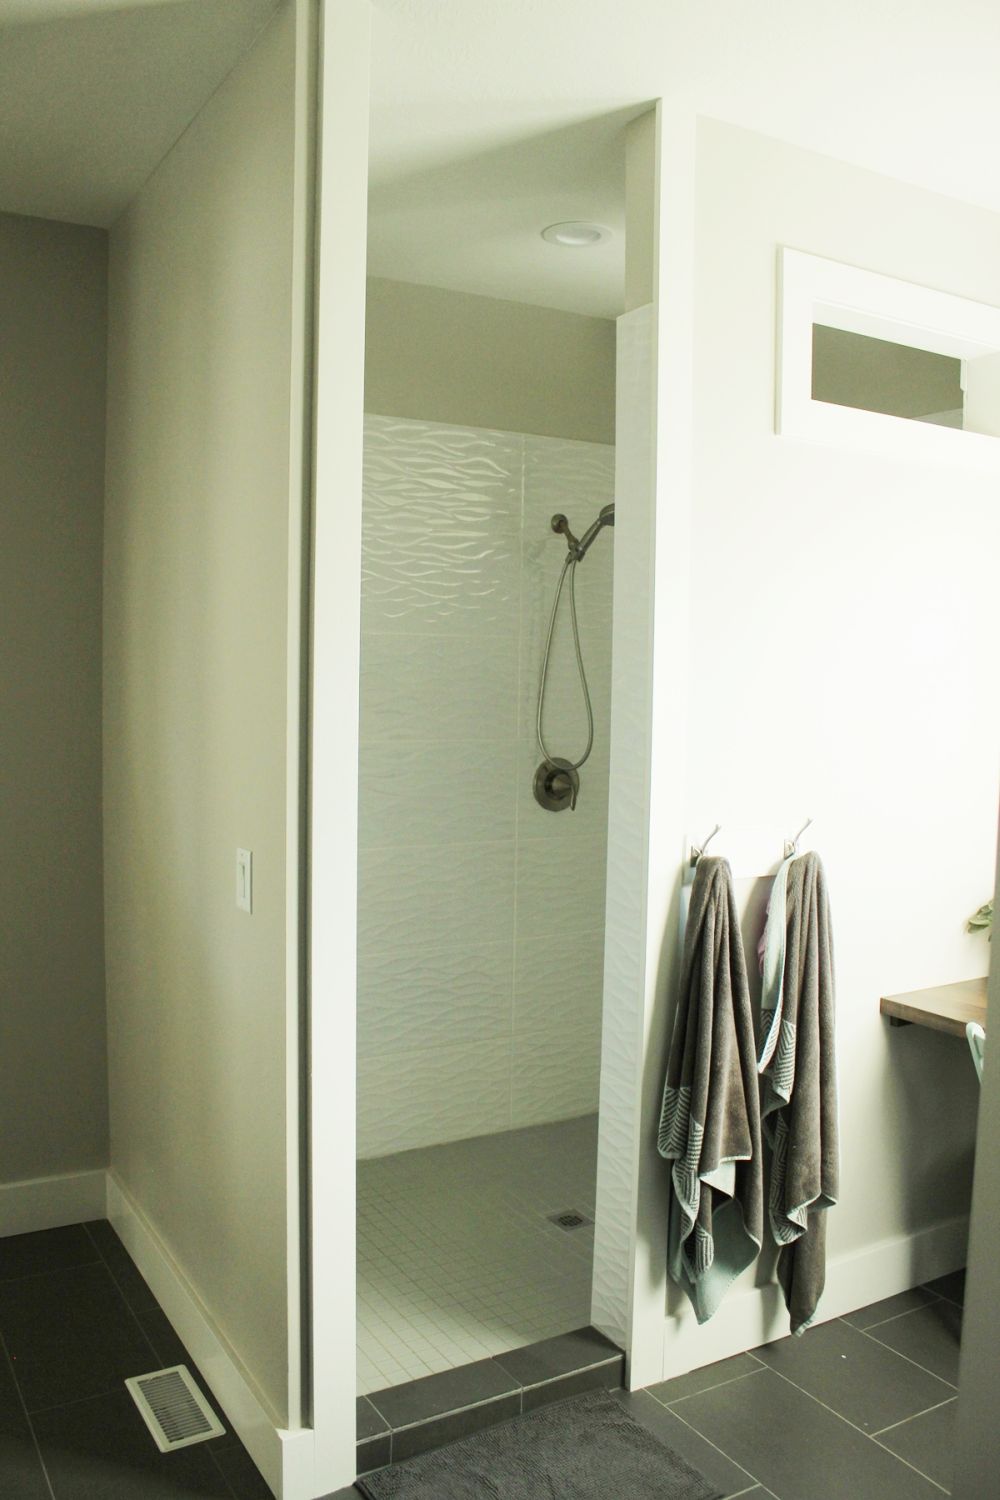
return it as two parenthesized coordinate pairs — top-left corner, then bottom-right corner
(356, 1326), (624, 1474)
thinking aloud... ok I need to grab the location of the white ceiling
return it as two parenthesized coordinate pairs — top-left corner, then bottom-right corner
(367, 107), (635, 319)
(367, 0), (1000, 317)
(2, 0), (999, 314)
(0, 0), (277, 226)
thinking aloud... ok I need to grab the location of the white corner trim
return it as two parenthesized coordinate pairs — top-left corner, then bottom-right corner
(651, 1213), (969, 1384)
(0, 1170), (107, 1238)
(107, 1172), (316, 1499)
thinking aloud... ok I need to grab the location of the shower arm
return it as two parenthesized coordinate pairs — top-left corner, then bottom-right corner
(552, 504), (615, 560)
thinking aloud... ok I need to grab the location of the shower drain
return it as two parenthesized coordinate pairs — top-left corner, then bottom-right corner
(548, 1209), (593, 1231)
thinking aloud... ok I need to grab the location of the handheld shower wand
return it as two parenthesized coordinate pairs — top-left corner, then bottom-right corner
(533, 502), (615, 811)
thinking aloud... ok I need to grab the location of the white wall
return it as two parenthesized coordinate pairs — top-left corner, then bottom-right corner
(103, 1), (297, 1424)
(0, 211), (108, 1190)
(358, 413), (614, 1157)
(633, 116), (1000, 1383)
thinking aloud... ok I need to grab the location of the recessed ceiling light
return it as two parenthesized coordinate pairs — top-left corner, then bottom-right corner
(541, 221), (612, 248)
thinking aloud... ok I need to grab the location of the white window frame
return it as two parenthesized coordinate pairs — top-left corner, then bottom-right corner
(776, 247), (1000, 471)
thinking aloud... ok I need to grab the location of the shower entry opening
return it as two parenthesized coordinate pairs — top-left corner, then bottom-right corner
(335, 97), (662, 1489)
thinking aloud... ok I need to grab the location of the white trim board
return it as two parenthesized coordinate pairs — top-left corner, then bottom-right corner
(107, 1173), (314, 1500)
(648, 1213), (969, 1384)
(777, 246), (1000, 471)
(0, 1170), (107, 1238)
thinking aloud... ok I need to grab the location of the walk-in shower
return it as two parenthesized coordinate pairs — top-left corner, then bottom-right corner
(534, 503), (615, 812)
(355, 410), (616, 1395)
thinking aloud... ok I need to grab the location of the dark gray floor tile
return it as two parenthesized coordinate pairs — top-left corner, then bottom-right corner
(875, 1398), (956, 1492)
(356, 1397), (389, 1441)
(81, 1221), (122, 1258)
(521, 1359), (621, 1412)
(0, 1342), (25, 1426)
(613, 1389), (758, 1497)
(0, 1262), (156, 1413)
(85, 1226), (159, 1317)
(356, 1434), (391, 1474)
(865, 1300), (963, 1386)
(390, 1392), (521, 1463)
(211, 1440), (275, 1499)
(0, 1225), (99, 1282)
(754, 1317), (954, 1432)
(675, 1366), (944, 1498)
(366, 1359), (518, 1428)
(135, 1307), (189, 1368)
(33, 1387), (230, 1498)
(0, 1425), (52, 1499)
(492, 1326), (621, 1386)
(842, 1287), (940, 1330)
(0, 1347), (50, 1498)
(922, 1269), (966, 1307)
(649, 1353), (764, 1406)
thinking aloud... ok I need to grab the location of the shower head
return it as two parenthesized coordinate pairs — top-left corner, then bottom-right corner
(575, 502), (615, 559)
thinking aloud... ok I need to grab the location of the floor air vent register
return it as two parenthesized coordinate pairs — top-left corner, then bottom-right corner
(125, 1366), (225, 1452)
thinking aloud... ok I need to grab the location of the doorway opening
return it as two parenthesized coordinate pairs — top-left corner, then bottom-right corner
(353, 97), (653, 1447)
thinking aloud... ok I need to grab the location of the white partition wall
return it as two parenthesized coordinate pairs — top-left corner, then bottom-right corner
(307, 0), (371, 1493)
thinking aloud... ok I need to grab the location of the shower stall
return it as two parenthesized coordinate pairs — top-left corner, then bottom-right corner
(356, 407), (617, 1394)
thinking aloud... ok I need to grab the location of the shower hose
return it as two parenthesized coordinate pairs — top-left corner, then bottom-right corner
(536, 551), (594, 771)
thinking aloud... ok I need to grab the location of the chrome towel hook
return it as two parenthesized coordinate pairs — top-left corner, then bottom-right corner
(784, 817), (814, 858)
(691, 823), (722, 866)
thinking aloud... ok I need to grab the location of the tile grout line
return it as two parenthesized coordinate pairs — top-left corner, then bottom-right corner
(207, 1445), (241, 1500)
(0, 1328), (57, 1500)
(366, 1355), (621, 1434)
(755, 1356), (917, 1440)
(853, 1322), (958, 1391)
(871, 1394), (957, 1439)
(508, 431), (526, 1137)
(0, 1256), (101, 1288)
(81, 1222), (164, 1369)
(664, 1399), (763, 1491)
(866, 1437), (951, 1494)
(750, 1361), (950, 1494)
(655, 1364), (767, 1408)
(839, 1292), (943, 1333)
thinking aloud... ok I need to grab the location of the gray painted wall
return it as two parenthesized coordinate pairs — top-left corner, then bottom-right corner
(103, 3), (295, 1422)
(364, 277), (616, 443)
(952, 830), (1000, 1499)
(0, 211), (109, 1186)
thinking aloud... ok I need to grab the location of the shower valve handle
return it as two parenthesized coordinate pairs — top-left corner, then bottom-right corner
(550, 771), (578, 810)
(533, 757), (580, 813)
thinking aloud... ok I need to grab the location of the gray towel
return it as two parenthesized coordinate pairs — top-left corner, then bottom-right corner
(658, 856), (763, 1322)
(758, 850), (839, 1334)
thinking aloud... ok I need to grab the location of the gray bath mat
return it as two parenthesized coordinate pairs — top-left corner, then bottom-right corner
(354, 1389), (722, 1499)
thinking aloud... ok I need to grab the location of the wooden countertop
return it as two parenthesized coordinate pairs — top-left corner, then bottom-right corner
(881, 977), (988, 1038)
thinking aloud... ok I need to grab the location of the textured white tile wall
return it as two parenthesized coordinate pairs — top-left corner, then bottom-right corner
(358, 414), (614, 1158)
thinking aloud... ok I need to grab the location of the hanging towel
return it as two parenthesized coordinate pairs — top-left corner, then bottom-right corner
(758, 850), (839, 1335)
(658, 856), (763, 1323)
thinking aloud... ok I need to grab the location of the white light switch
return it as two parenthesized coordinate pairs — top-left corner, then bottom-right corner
(236, 848), (253, 913)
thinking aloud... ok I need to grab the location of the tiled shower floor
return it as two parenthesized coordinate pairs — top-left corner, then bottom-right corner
(356, 1115), (598, 1394)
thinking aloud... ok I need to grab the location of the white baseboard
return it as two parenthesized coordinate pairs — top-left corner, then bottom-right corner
(0, 1170), (107, 1237)
(651, 1213), (970, 1384)
(106, 1172), (318, 1500)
